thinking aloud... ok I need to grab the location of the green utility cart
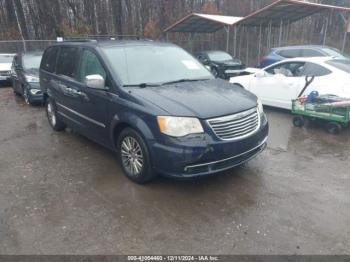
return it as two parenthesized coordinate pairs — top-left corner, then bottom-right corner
(292, 99), (350, 134)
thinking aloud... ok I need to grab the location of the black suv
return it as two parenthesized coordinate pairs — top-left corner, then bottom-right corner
(40, 40), (268, 184)
(12, 52), (43, 105)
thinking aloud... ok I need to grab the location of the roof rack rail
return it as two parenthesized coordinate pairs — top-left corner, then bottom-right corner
(60, 35), (153, 43)
(63, 37), (97, 43)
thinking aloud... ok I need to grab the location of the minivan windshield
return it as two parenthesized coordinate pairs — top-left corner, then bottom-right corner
(207, 51), (233, 62)
(23, 54), (42, 69)
(102, 45), (214, 86)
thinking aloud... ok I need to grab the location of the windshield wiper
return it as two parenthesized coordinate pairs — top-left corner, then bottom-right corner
(123, 83), (161, 88)
(161, 78), (211, 86)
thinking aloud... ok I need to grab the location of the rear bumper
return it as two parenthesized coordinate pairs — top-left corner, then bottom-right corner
(150, 115), (269, 178)
(0, 76), (11, 81)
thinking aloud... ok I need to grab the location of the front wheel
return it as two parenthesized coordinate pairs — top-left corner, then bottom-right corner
(46, 98), (66, 131)
(117, 128), (157, 184)
(23, 86), (33, 105)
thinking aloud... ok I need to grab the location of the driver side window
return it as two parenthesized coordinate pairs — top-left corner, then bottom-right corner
(78, 50), (107, 84)
(266, 62), (306, 77)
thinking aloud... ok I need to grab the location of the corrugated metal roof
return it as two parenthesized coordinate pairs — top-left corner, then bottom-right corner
(164, 0), (350, 33)
(164, 13), (242, 33)
(233, 0), (350, 27)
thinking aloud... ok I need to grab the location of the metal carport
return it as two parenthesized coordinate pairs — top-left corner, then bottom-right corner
(164, 0), (350, 65)
(163, 13), (243, 52)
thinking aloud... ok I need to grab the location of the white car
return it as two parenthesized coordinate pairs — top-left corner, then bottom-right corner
(229, 57), (350, 110)
(0, 53), (15, 82)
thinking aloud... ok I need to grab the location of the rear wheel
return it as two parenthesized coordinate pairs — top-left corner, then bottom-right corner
(293, 116), (305, 127)
(326, 122), (342, 135)
(46, 98), (66, 131)
(117, 128), (156, 184)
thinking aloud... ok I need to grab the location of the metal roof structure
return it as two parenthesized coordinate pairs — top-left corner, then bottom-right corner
(164, 0), (350, 63)
(164, 13), (243, 33)
(235, 0), (350, 27)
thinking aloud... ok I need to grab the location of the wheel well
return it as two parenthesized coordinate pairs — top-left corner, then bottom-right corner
(113, 122), (131, 149)
(232, 83), (244, 89)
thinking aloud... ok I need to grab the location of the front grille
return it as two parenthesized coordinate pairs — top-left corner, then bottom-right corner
(207, 107), (260, 140)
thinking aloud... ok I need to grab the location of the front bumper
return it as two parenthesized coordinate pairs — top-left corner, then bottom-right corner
(150, 114), (269, 178)
(27, 83), (44, 102)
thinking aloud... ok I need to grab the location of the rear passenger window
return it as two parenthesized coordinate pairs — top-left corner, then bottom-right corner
(278, 49), (301, 58)
(301, 49), (324, 57)
(303, 62), (331, 76)
(78, 50), (106, 83)
(41, 47), (58, 73)
(56, 47), (79, 79)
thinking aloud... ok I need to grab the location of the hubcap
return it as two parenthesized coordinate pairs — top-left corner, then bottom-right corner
(47, 102), (56, 127)
(121, 136), (144, 177)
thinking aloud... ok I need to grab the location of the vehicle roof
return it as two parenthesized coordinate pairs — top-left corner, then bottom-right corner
(270, 56), (338, 64)
(0, 53), (15, 56)
(197, 50), (229, 54)
(272, 45), (335, 51)
(50, 40), (174, 48)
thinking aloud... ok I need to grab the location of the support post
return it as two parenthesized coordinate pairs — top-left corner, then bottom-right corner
(258, 24), (262, 66)
(224, 25), (230, 52)
(323, 13), (329, 46)
(188, 33), (194, 52)
(278, 19), (283, 47)
(342, 31), (348, 52)
(246, 27), (249, 66)
(233, 26), (237, 57)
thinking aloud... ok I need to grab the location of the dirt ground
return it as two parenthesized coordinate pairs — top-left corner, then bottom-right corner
(0, 86), (349, 255)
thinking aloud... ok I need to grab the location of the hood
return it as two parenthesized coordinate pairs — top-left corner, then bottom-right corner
(0, 63), (12, 71)
(212, 59), (242, 67)
(128, 79), (257, 119)
(25, 68), (39, 76)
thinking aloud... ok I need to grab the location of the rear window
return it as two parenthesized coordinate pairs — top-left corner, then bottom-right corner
(41, 47), (58, 73)
(326, 59), (350, 73)
(277, 49), (301, 58)
(0, 55), (14, 63)
(301, 49), (324, 57)
(56, 47), (79, 78)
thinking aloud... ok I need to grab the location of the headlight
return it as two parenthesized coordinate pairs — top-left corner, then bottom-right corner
(25, 75), (39, 83)
(29, 89), (41, 95)
(157, 116), (204, 137)
(257, 99), (264, 114)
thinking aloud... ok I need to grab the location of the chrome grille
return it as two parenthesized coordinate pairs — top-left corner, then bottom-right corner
(207, 107), (260, 140)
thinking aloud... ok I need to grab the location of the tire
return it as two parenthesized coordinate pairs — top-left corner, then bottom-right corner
(293, 116), (305, 127)
(23, 86), (33, 105)
(46, 98), (66, 131)
(326, 122), (342, 135)
(211, 67), (219, 78)
(117, 128), (157, 184)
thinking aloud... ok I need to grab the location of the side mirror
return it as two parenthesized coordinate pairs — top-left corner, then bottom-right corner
(85, 74), (106, 89)
(255, 70), (266, 78)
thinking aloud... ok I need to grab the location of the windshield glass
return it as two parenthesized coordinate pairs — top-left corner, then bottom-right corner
(23, 54), (42, 69)
(326, 59), (350, 73)
(322, 48), (347, 58)
(207, 51), (233, 61)
(0, 55), (14, 63)
(102, 45), (213, 86)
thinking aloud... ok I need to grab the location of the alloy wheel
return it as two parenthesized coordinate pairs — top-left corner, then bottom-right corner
(23, 88), (29, 104)
(120, 136), (144, 177)
(47, 102), (56, 127)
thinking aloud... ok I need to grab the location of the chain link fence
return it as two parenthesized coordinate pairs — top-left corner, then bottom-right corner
(0, 40), (57, 54)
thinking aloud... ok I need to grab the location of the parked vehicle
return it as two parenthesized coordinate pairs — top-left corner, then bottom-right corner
(259, 45), (348, 68)
(11, 52), (43, 105)
(195, 50), (245, 79)
(0, 53), (15, 84)
(230, 57), (350, 110)
(40, 40), (268, 184)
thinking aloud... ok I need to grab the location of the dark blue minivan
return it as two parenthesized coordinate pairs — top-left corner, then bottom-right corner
(40, 40), (268, 183)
